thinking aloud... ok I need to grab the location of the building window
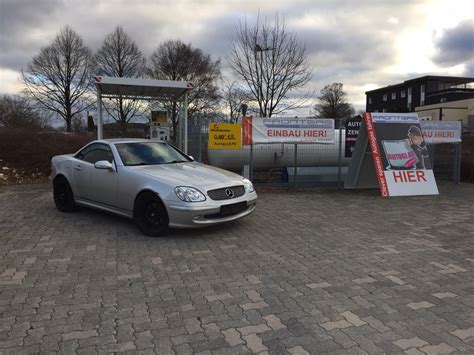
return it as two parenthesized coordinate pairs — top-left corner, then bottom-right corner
(420, 84), (425, 106)
(407, 87), (412, 109)
(383, 94), (387, 101)
(368, 96), (372, 104)
(391, 92), (396, 100)
(401, 90), (405, 98)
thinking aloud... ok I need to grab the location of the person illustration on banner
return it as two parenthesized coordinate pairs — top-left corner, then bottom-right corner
(406, 126), (429, 169)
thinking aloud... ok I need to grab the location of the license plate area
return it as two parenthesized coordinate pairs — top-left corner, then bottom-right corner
(220, 201), (247, 216)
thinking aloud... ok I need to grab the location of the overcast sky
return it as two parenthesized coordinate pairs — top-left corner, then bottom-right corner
(0, 0), (473, 114)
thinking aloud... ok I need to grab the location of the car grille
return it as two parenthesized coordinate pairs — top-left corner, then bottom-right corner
(207, 185), (245, 200)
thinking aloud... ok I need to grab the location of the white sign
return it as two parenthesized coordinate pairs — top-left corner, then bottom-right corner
(242, 116), (335, 144)
(371, 113), (419, 123)
(384, 169), (438, 196)
(420, 121), (461, 144)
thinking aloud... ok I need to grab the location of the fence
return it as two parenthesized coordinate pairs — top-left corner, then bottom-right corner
(430, 143), (462, 184)
(187, 119), (462, 188)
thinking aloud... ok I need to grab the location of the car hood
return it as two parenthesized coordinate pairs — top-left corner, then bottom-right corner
(131, 162), (245, 191)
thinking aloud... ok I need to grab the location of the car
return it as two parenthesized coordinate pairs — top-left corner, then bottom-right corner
(50, 139), (257, 236)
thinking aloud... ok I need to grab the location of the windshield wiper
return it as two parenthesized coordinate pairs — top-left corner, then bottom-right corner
(127, 162), (155, 166)
(162, 160), (187, 164)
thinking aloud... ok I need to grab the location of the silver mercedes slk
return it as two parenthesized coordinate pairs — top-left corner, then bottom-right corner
(50, 139), (257, 236)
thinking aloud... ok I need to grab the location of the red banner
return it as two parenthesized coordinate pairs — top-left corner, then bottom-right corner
(242, 116), (253, 145)
(364, 112), (389, 197)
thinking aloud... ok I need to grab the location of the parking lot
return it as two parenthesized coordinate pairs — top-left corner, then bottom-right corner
(1, 183), (473, 354)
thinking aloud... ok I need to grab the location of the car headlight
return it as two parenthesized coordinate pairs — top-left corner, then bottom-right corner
(243, 178), (255, 193)
(175, 186), (206, 202)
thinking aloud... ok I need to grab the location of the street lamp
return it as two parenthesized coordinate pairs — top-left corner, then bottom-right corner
(254, 44), (274, 117)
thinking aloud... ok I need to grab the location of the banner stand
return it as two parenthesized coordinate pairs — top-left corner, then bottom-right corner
(345, 112), (439, 197)
(344, 120), (378, 189)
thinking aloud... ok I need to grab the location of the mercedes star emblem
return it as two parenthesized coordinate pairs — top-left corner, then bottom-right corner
(225, 188), (234, 198)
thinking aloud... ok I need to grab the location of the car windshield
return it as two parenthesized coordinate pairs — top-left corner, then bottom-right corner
(115, 142), (191, 166)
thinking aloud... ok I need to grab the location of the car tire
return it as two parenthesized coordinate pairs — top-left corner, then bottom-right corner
(53, 176), (77, 212)
(133, 192), (169, 237)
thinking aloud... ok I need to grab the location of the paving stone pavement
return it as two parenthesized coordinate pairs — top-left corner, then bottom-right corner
(1, 183), (473, 354)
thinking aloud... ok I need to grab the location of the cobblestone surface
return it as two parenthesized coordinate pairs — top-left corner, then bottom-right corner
(1, 183), (474, 354)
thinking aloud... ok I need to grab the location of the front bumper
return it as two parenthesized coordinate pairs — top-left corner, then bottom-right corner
(165, 193), (257, 228)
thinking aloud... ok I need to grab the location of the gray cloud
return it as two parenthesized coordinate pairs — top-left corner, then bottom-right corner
(0, 0), (63, 69)
(433, 20), (474, 66)
(0, 0), (61, 32)
(1, 0), (472, 113)
(464, 61), (474, 76)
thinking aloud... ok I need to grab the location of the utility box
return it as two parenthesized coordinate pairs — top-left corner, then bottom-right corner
(149, 110), (172, 141)
(149, 122), (172, 142)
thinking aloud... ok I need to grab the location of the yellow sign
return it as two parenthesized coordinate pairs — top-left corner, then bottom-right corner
(208, 123), (242, 149)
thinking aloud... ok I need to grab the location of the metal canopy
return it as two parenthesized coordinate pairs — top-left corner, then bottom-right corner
(93, 76), (193, 153)
(93, 76), (193, 100)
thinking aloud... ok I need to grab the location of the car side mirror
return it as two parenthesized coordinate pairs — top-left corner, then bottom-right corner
(94, 160), (114, 171)
(188, 155), (195, 161)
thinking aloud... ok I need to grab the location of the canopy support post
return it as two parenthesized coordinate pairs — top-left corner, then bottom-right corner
(97, 89), (103, 139)
(183, 92), (188, 154)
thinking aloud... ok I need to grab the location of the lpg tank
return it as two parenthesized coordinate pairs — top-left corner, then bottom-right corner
(208, 129), (350, 170)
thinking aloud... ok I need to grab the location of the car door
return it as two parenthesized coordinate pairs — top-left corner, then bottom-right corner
(71, 144), (96, 198)
(72, 143), (118, 207)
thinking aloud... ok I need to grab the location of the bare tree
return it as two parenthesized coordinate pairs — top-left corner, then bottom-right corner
(229, 14), (312, 117)
(0, 94), (50, 129)
(314, 83), (355, 126)
(356, 109), (365, 117)
(148, 40), (221, 141)
(70, 114), (86, 132)
(22, 26), (93, 132)
(94, 26), (146, 135)
(222, 81), (253, 123)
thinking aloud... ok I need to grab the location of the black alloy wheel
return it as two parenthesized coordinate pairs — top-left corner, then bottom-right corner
(134, 192), (169, 237)
(53, 176), (77, 212)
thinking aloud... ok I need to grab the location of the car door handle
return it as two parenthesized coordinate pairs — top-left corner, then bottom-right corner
(74, 165), (82, 171)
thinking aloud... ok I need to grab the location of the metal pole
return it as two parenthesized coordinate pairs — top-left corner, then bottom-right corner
(97, 89), (103, 139)
(337, 121), (343, 189)
(249, 143), (254, 181)
(198, 115), (202, 162)
(178, 103), (182, 149)
(455, 142), (462, 184)
(184, 92), (188, 154)
(294, 143), (298, 188)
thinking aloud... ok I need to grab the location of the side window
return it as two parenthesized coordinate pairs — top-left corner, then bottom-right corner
(75, 144), (113, 164)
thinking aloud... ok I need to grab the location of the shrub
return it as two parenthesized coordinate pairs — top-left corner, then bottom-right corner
(0, 128), (93, 184)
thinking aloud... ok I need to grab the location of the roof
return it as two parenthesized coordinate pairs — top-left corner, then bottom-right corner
(93, 76), (193, 100)
(98, 138), (160, 144)
(366, 75), (474, 94)
(404, 75), (474, 84)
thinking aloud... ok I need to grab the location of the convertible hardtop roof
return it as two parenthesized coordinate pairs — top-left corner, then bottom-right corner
(98, 138), (167, 144)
